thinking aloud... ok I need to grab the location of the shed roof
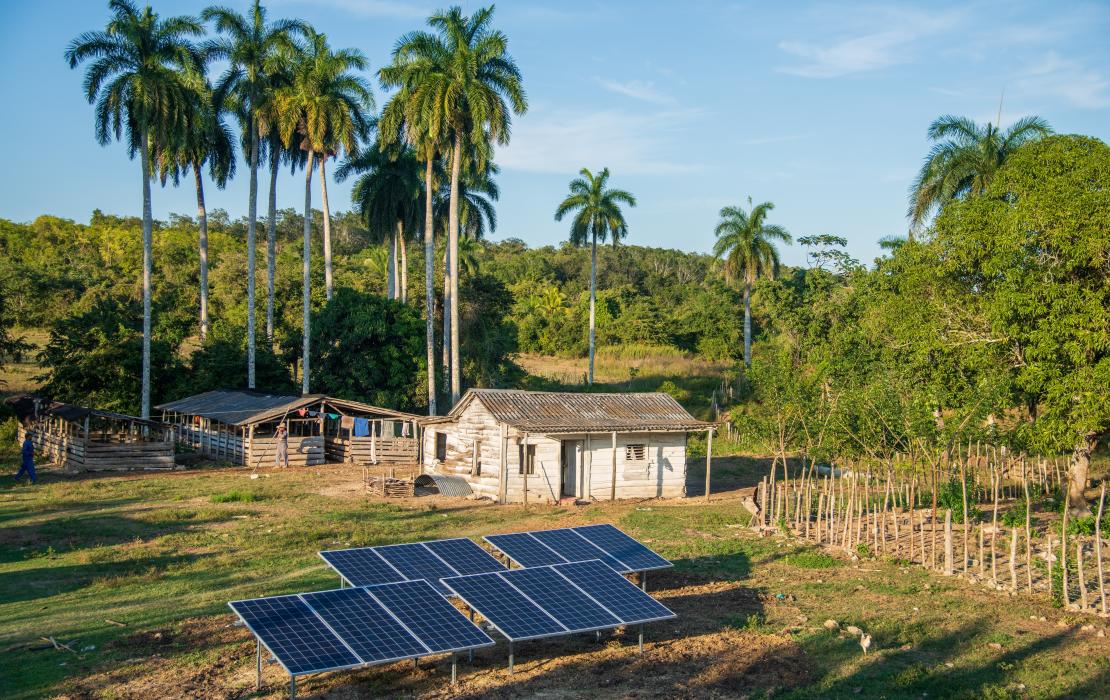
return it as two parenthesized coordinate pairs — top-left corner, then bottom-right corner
(3, 394), (166, 427)
(430, 389), (713, 434)
(154, 390), (419, 426)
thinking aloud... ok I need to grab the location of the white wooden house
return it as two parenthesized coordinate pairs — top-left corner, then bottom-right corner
(420, 389), (714, 504)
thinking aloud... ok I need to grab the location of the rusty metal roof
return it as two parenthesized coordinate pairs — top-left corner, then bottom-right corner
(155, 390), (419, 427)
(439, 389), (712, 434)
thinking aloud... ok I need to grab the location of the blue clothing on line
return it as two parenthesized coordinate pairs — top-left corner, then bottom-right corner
(352, 417), (371, 437)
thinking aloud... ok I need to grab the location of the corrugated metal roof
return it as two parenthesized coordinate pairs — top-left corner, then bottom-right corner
(154, 390), (318, 427)
(414, 473), (474, 497)
(444, 389), (712, 434)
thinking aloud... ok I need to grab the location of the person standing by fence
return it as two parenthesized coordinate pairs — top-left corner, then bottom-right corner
(275, 423), (289, 469)
(16, 433), (36, 484)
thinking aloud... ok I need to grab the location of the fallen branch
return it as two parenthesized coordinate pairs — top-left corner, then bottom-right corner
(41, 636), (77, 654)
(105, 619), (127, 628)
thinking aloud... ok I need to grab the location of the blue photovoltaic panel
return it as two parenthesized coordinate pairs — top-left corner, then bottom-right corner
(300, 588), (428, 663)
(375, 543), (460, 594)
(484, 532), (567, 568)
(424, 538), (505, 576)
(229, 595), (360, 675)
(573, 524), (672, 571)
(554, 560), (675, 624)
(530, 528), (631, 573)
(366, 580), (495, 653)
(501, 567), (621, 632)
(319, 548), (406, 587)
(442, 572), (566, 641)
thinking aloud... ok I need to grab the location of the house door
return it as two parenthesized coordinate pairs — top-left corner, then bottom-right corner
(561, 441), (580, 498)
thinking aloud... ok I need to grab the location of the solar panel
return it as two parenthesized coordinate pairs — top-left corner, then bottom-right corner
(573, 524), (672, 571)
(529, 528), (631, 573)
(484, 532), (567, 568)
(318, 548), (406, 587)
(299, 588), (429, 664)
(442, 572), (567, 641)
(229, 595), (360, 675)
(501, 567), (621, 632)
(366, 580), (495, 654)
(374, 543), (460, 595)
(554, 560), (675, 624)
(423, 538), (505, 575)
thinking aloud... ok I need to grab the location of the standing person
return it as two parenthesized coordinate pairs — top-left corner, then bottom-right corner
(16, 433), (36, 484)
(275, 422), (289, 468)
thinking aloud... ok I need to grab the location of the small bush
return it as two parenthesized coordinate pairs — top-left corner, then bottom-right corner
(938, 477), (984, 523)
(0, 417), (19, 452)
(1068, 512), (1110, 537)
(856, 542), (871, 558)
(211, 490), (263, 504)
(785, 551), (842, 569)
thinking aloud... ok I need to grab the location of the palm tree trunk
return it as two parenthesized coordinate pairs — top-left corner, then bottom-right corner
(247, 118), (259, 390)
(302, 151), (315, 394)
(398, 221), (408, 304)
(193, 162), (209, 342)
(139, 131), (153, 420)
(266, 140), (279, 344)
(743, 280), (752, 367)
(423, 156), (437, 416)
(319, 156), (334, 302)
(442, 241), (451, 382)
(448, 133), (462, 405)
(387, 233), (397, 299)
(588, 232), (597, 385)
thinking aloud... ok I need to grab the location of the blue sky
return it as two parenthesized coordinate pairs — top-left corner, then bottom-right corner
(2, 1), (1108, 267)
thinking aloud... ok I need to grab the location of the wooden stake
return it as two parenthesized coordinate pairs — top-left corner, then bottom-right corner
(1076, 542), (1088, 610)
(1009, 527), (1018, 592)
(991, 469), (999, 582)
(1024, 473), (1033, 593)
(979, 526), (985, 574)
(1096, 483), (1107, 615)
(1061, 490), (1070, 607)
(944, 509), (954, 575)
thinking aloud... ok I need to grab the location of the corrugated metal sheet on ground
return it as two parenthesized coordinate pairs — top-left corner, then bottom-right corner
(415, 474), (474, 497)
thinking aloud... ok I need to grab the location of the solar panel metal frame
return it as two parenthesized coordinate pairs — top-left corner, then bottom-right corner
(441, 571), (569, 642)
(317, 547), (406, 587)
(482, 532), (569, 568)
(552, 560), (676, 625)
(571, 524), (673, 572)
(499, 567), (622, 634)
(319, 539), (506, 594)
(299, 587), (431, 666)
(228, 595), (363, 677)
(422, 537), (506, 575)
(364, 579), (496, 655)
(527, 528), (633, 573)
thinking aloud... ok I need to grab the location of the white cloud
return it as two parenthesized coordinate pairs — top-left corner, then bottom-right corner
(1015, 52), (1110, 109)
(271, 0), (428, 19)
(495, 107), (703, 176)
(595, 78), (674, 105)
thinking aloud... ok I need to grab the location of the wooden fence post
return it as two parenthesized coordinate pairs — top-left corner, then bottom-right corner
(1077, 542), (1088, 610)
(1009, 528), (1018, 592)
(944, 509), (954, 575)
(1096, 483), (1107, 614)
(704, 428), (713, 504)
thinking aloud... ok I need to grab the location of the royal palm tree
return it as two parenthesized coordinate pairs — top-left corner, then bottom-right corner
(336, 141), (422, 301)
(275, 28), (373, 393)
(384, 5), (526, 405)
(908, 114), (1051, 234)
(156, 61), (236, 342)
(65, 0), (203, 418)
(203, 0), (303, 389)
(554, 167), (636, 385)
(712, 198), (791, 367)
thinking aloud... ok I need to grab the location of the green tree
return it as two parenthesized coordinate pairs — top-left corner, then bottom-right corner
(936, 135), (1110, 514)
(712, 198), (791, 367)
(908, 114), (1051, 234)
(65, 0), (203, 418)
(554, 167), (636, 384)
(385, 5), (526, 405)
(310, 288), (424, 410)
(203, 0), (304, 388)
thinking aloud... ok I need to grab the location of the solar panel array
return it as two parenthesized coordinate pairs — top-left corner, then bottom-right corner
(484, 524), (671, 573)
(229, 579), (494, 676)
(442, 560), (675, 643)
(319, 537), (504, 594)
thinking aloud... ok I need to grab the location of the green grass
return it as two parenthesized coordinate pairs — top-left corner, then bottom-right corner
(1, 457), (1107, 699)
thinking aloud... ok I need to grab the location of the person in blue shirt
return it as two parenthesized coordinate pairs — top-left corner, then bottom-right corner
(16, 434), (36, 484)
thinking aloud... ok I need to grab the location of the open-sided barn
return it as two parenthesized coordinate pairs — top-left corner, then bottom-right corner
(420, 389), (714, 503)
(155, 390), (419, 468)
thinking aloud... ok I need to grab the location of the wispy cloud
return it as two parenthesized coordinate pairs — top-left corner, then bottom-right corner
(1015, 52), (1110, 109)
(496, 106), (703, 175)
(595, 78), (674, 105)
(777, 7), (961, 78)
(272, 0), (428, 19)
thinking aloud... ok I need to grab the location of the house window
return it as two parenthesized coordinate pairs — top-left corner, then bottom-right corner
(435, 432), (447, 461)
(625, 443), (647, 462)
(518, 443), (536, 475)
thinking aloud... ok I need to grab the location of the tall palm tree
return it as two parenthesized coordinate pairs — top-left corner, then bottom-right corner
(554, 167), (636, 385)
(65, 0), (203, 418)
(203, 0), (303, 389)
(336, 141), (422, 300)
(275, 28), (373, 393)
(156, 60), (236, 342)
(908, 114), (1051, 234)
(712, 198), (791, 367)
(384, 5), (526, 406)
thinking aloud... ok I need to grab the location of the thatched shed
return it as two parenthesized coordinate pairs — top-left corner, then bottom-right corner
(155, 390), (419, 468)
(7, 395), (174, 472)
(420, 389), (714, 503)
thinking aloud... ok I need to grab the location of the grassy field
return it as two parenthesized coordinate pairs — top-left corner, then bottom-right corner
(1, 455), (1107, 699)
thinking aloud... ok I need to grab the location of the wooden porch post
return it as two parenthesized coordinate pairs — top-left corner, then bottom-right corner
(499, 423), (507, 503)
(585, 434), (593, 500)
(610, 431), (618, 501)
(522, 432), (530, 509)
(705, 427), (714, 503)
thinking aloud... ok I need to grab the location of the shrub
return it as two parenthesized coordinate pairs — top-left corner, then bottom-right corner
(0, 417), (19, 452)
(211, 490), (262, 504)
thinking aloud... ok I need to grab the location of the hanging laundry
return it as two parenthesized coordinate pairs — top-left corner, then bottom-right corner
(307, 410), (319, 418)
(326, 412), (340, 420)
(296, 409), (307, 417)
(340, 415), (355, 430)
(352, 417), (371, 437)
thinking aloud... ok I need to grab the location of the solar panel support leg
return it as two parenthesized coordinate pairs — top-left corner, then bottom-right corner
(638, 624), (644, 654)
(256, 640), (261, 690)
(508, 641), (514, 675)
(451, 653), (458, 685)
(641, 571), (647, 592)
(290, 675), (296, 699)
